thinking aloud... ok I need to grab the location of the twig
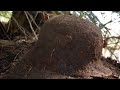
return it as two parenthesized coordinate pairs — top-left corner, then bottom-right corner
(26, 11), (40, 31)
(107, 48), (118, 59)
(0, 22), (11, 40)
(12, 16), (28, 38)
(24, 11), (38, 40)
(13, 48), (24, 61)
(25, 66), (32, 79)
(106, 36), (120, 40)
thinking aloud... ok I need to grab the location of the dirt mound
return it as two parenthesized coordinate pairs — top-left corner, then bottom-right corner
(24, 15), (112, 77)
(0, 15), (119, 79)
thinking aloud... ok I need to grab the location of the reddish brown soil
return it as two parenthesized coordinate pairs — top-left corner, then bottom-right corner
(0, 40), (120, 79)
(0, 39), (120, 79)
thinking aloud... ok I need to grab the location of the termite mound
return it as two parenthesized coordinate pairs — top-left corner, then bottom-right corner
(25, 15), (112, 77)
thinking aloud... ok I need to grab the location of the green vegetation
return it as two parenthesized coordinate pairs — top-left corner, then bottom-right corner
(0, 11), (12, 22)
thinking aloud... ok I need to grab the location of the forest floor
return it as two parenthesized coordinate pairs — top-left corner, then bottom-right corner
(0, 38), (120, 79)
